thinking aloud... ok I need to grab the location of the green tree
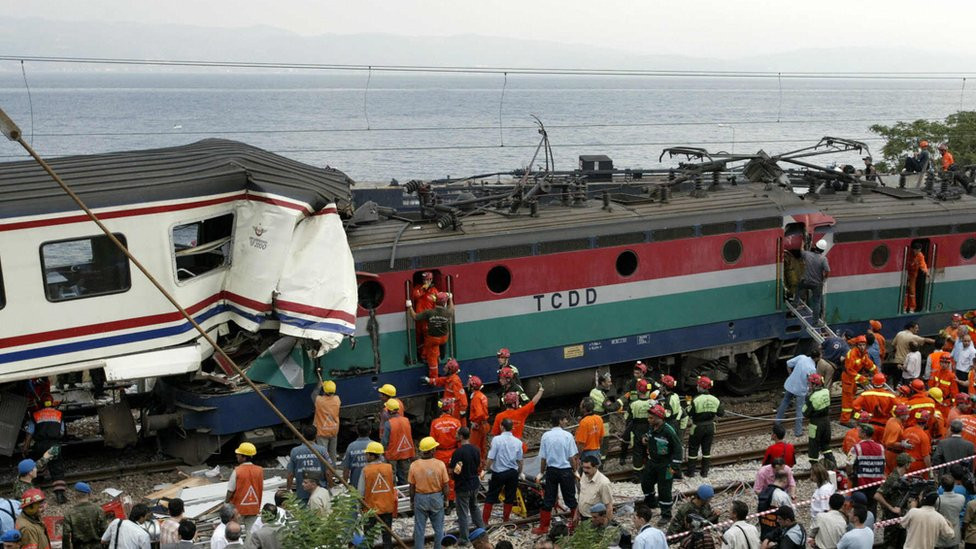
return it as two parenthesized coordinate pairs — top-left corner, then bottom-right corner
(555, 519), (621, 549)
(870, 111), (976, 171)
(279, 491), (381, 549)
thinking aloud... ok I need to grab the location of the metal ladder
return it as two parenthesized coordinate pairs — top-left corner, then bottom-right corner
(785, 299), (838, 345)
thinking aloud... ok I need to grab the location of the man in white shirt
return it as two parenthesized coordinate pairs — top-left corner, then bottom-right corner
(304, 472), (331, 517)
(810, 494), (848, 549)
(721, 500), (760, 549)
(953, 332), (976, 387)
(632, 503), (668, 549)
(836, 506), (872, 549)
(210, 505), (238, 549)
(101, 503), (152, 549)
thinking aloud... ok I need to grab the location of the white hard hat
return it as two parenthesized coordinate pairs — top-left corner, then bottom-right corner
(815, 239), (828, 251)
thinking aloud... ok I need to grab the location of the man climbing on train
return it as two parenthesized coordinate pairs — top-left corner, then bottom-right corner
(424, 358), (468, 424)
(797, 239), (830, 322)
(904, 242), (928, 314)
(411, 271), (439, 349)
(407, 291), (454, 379)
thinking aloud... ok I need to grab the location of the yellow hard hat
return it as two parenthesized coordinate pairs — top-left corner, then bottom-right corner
(385, 399), (400, 411)
(928, 387), (944, 403)
(418, 436), (439, 452)
(322, 380), (337, 394)
(378, 384), (397, 397)
(235, 442), (257, 456)
(365, 441), (385, 455)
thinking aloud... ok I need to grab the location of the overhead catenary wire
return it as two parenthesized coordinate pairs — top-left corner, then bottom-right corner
(19, 60), (32, 146)
(0, 108), (410, 549)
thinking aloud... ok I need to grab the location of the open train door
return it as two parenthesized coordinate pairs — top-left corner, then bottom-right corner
(0, 393), (27, 456)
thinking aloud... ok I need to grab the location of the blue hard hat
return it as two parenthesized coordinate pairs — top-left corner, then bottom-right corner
(469, 527), (487, 541)
(697, 484), (715, 500)
(0, 530), (21, 542)
(351, 533), (365, 546)
(17, 459), (35, 476)
(74, 482), (92, 494)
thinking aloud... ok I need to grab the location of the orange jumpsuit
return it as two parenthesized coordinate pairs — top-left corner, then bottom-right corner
(874, 332), (887, 363)
(852, 388), (897, 443)
(928, 352), (959, 398)
(491, 401), (536, 453)
(842, 348), (876, 423)
(905, 250), (928, 312)
(942, 150), (956, 171)
(905, 394), (936, 427)
(432, 373), (468, 423)
(430, 413), (461, 500)
(842, 427), (860, 455)
(882, 417), (905, 475)
(959, 415), (976, 447)
(902, 425), (931, 478)
(412, 284), (438, 346)
(468, 389), (490, 465)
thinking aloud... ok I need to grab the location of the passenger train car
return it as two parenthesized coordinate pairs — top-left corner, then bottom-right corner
(0, 136), (973, 461)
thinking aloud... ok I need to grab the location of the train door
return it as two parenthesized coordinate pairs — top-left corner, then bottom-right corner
(407, 269), (450, 364)
(900, 239), (936, 314)
(781, 222), (806, 306)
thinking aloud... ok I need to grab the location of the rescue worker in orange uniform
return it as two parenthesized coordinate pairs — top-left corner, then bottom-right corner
(902, 410), (932, 478)
(360, 442), (397, 549)
(466, 375), (490, 465)
(843, 412), (871, 454)
(882, 403), (911, 474)
(377, 384), (404, 427)
(947, 394), (969, 424)
(842, 336), (876, 423)
(313, 379), (341, 463)
(407, 291), (454, 378)
(869, 320), (887, 362)
(425, 358), (468, 424)
(943, 313), (964, 343)
(893, 384), (911, 409)
(904, 243), (929, 313)
(928, 347), (959, 399)
(905, 379), (936, 427)
(430, 398), (462, 502)
(491, 386), (544, 453)
(927, 387), (948, 440)
(381, 400), (415, 485)
(496, 349), (530, 406)
(575, 397), (605, 464)
(852, 373), (897, 443)
(411, 271), (439, 348)
(225, 442), (264, 530)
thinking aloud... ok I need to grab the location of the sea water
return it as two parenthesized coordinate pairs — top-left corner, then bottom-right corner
(0, 71), (969, 181)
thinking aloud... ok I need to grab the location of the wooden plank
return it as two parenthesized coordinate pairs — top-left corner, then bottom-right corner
(145, 477), (213, 501)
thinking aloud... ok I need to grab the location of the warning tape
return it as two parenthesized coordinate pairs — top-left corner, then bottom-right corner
(665, 453), (973, 541)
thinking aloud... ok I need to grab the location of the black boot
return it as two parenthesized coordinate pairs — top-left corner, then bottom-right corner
(54, 490), (67, 504)
(701, 457), (710, 478)
(685, 459), (697, 478)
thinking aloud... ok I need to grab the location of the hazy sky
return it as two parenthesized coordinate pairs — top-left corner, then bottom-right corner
(4, 0), (973, 60)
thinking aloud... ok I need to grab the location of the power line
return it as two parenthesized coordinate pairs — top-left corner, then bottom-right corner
(3, 55), (976, 80)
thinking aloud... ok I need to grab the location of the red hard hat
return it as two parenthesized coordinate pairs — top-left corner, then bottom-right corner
(808, 373), (824, 386)
(20, 488), (44, 508)
(894, 403), (910, 416)
(436, 292), (449, 305)
(468, 375), (483, 390)
(697, 376), (713, 390)
(898, 385), (911, 397)
(915, 410), (931, 423)
(953, 313), (963, 321)
(445, 358), (460, 374)
(497, 348), (511, 359)
(636, 379), (650, 394)
(439, 398), (456, 413)
(872, 373), (886, 387)
(855, 411), (873, 422)
(660, 375), (677, 389)
(499, 367), (515, 382)
(634, 361), (648, 374)
(503, 392), (519, 408)
(911, 379), (926, 392)
(649, 405), (667, 419)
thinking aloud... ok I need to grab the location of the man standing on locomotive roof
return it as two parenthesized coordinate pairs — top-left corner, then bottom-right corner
(798, 239), (830, 322)
(407, 291), (454, 379)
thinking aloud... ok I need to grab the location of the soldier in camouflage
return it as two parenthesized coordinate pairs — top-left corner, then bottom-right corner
(667, 484), (720, 535)
(61, 482), (108, 549)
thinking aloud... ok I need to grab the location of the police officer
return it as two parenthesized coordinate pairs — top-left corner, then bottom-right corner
(23, 394), (66, 503)
(641, 405), (682, 524)
(62, 482), (108, 549)
(625, 380), (653, 474)
(686, 376), (724, 478)
(803, 373), (836, 469)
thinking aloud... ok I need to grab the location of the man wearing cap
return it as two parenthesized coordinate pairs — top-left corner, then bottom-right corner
(312, 379), (341, 462)
(869, 320), (887, 361)
(411, 271), (439, 349)
(377, 384), (403, 427)
(686, 376), (724, 478)
(798, 239), (830, 321)
(847, 424), (884, 516)
(904, 410), (933, 476)
(532, 410), (580, 536)
(287, 424), (331, 504)
(22, 396), (67, 504)
(904, 242), (929, 314)
(0, 530), (20, 549)
(409, 437), (450, 549)
(468, 527), (491, 549)
(668, 484), (719, 536)
(841, 336), (876, 424)
(11, 459), (38, 502)
(426, 359), (468, 424)
(466, 376), (490, 465)
(641, 404), (682, 525)
(804, 373), (836, 468)
(875, 452), (913, 547)
(16, 489), (50, 549)
(407, 291), (455, 378)
(62, 482), (108, 549)
(225, 442), (264, 530)
(359, 441), (396, 549)
(381, 400), (414, 485)
(778, 350), (818, 438)
(491, 385), (544, 454)
(929, 350), (959, 399)
(481, 418), (523, 526)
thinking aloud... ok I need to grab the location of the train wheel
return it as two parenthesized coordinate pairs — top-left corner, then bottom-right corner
(724, 351), (769, 396)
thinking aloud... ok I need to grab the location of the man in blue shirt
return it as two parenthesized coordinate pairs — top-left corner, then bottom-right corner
(341, 420), (373, 490)
(286, 424), (332, 503)
(777, 350), (819, 437)
(481, 418), (523, 525)
(532, 410), (579, 535)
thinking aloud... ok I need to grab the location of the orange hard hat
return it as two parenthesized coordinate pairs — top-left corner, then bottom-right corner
(919, 140), (929, 148)
(851, 335), (867, 345)
(869, 320), (882, 331)
(872, 373), (886, 387)
(911, 379), (926, 392)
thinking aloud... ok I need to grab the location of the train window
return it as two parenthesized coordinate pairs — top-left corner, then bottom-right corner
(40, 234), (131, 302)
(172, 213), (234, 281)
(870, 244), (890, 268)
(616, 250), (638, 277)
(962, 238), (976, 260)
(358, 280), (385, 309)
(722, 238), (743, 264)
(486, 265), (512, 294)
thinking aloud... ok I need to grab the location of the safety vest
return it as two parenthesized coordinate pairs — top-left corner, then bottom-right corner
(32, 408), (63, 441)
(850, 440), (885, 486)
(315, 395), (341, 438)
(231, 462), (264, 516)
(805, 388), (831, 419)
(362, 462), (397, 514)
(385, 416), (415, 461)
(629, 398), (651, 420)
(666, 393), (686, 423)
(589, 388), (609, 413)
(690, 394), (721, 423)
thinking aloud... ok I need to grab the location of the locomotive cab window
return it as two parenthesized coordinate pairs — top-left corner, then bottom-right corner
(173, 213), (234, 281)
(40, 234), (131, 302)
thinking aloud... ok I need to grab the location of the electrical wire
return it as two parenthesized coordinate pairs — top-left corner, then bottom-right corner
(19, 60), (33, 145)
